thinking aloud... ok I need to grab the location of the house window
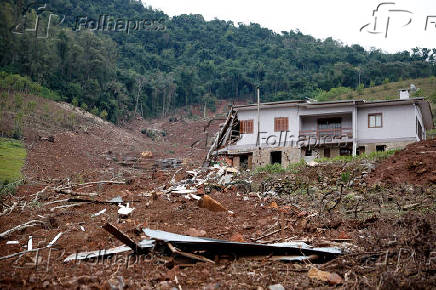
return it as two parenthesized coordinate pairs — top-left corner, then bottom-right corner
(368, 113), (382, 128)
(239, 155), (249, 170)
(340, 148), (352, 156)
(376, 145), (386, 152)
(240, 120), (254, 134)
(271, 151), (282, 165)
(274, 117), (288, 132)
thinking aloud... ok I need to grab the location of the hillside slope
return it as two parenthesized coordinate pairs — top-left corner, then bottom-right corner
(325, 77), (436, 123)
(0, 89), (225, 182)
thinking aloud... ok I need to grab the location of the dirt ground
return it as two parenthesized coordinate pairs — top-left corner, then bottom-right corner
(0, 97), (435, 289)
(368, 138), (436, 185)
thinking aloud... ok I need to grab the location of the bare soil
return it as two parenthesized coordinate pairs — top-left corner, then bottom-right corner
(0, 96), (435, 289)
(368, 138), (436, 185)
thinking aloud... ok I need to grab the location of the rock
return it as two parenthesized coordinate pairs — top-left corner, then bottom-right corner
(141, 151), (153, 158)
(308, 268), (343, 285)
(185, 228), (207, 237)
(229, 233), (245, 242)
(198, 195), (227, 212)
(257, 218), (269, 226)
(268, 284), (285, 290)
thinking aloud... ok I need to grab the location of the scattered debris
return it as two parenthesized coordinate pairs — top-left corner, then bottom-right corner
(50, 203), (82, 212)
(118, 203), (134, 218)
(0, 220), (45, 239)
(5, 241), (19, 245)
(155, 158), (182, 169)
(268, 284), (285, 290)
(47, 232), (63, 247)
(91, 208), (106, 217)
(27, 236), (32, 250)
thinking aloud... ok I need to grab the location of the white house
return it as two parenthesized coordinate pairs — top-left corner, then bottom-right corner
(214, 97), (433, 169)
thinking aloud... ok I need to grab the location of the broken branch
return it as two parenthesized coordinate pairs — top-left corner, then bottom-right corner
(0, 220), (45, 239)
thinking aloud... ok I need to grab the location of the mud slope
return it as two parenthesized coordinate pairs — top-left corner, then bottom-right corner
(368, 138), (436, 185)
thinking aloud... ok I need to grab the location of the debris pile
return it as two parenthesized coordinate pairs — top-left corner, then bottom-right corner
(64, 223), (342, 265)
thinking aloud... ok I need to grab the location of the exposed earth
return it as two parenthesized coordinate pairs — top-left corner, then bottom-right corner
(0, 96), (435, 289)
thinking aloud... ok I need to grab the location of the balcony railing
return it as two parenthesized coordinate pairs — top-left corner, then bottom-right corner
(299, 128), (353, 141)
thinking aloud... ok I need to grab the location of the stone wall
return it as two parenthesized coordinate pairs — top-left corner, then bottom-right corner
(251, 147), (301, 168)
(359, 140), (415, 153)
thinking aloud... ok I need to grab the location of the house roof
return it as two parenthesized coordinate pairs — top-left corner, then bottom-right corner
(233, 97), (434, 129)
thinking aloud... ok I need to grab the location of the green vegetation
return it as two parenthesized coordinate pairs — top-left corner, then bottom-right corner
(315, 149), (398, 163)
(0, 138), (26, 185)
(254, 163), (287, 174)
(255, 160), (306, 174)
(0, 0), (435, 123)
(0, 72), (62, 101)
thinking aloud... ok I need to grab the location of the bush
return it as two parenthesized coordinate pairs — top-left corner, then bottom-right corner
(356, 83), (364, 95)
(286, 160), (306, 173)
(80, 102), (88, 111)
(99, 109), (108, 120)
(254, 160), (307, 174)
(315, 149), (398, 163)
(90, 106), (99, 116)
(255, 163), (286, 174)
(72, 97), (79, 107)
(314, 87), (354, 102)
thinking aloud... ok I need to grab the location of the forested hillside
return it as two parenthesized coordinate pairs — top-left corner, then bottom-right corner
(1, 0), (435, 122)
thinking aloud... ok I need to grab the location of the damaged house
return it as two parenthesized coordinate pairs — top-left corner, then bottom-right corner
(207, 94), (433, 170)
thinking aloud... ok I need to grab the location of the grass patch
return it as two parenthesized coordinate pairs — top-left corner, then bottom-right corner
(315, 149), (398, 163)
(254, 160), (307, 174)
(254, 163), (286, 174)
(0, 137), (26, 184)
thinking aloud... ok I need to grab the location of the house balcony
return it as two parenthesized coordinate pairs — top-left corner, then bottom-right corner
(299, 128), (353, 139)
(299, 114), (353, 145)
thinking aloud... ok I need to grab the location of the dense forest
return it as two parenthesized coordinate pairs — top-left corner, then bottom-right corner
(1, 0), (435, 122)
